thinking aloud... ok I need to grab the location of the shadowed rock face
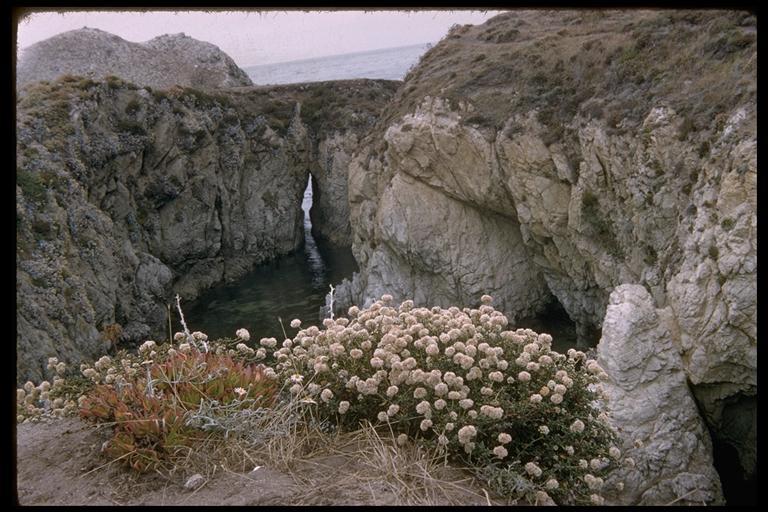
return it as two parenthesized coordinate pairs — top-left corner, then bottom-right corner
(16, 76), (399, 384)
(330, 9), (755, 503)
(16, 28), (253, 89)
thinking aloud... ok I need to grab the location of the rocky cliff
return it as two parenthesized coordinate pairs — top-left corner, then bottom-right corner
(16, 75), (398, 383)
(16, 28), (253, 89)
(16, 12), (756, 504)
(331, 9), (755, 502)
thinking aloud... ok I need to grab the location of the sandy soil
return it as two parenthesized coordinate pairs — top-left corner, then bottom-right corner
(16, 417), (506, 506)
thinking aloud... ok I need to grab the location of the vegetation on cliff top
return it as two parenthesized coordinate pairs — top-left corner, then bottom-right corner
(372, 10), (755, 148)
(15, 74), (400, 183)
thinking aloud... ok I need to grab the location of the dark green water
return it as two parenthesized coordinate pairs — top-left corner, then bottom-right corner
(186, 179), (358, 341)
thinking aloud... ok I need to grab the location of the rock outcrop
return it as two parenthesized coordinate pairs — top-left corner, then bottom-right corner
(16, 75), (398, 383)
(308, 131), (359, 246)
(598, 284), (723, 505)
(331, 9), (755, 499)
(16, 28), (253, 89)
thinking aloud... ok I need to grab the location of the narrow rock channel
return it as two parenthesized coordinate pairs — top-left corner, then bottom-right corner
(185, 175), (358, 341)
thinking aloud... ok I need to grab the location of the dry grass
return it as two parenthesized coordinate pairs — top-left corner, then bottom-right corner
(250, 405), (339, 472)
(177, 388), (499, 505)
(282, 420), (497, 506)
(350, 421), (492, 505)
(60, 393), (510, 505)
(170, 395), (484, 505)
(180, 386), (340, 474)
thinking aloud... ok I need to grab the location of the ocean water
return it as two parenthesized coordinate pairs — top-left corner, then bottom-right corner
(244, 43), (431, 85)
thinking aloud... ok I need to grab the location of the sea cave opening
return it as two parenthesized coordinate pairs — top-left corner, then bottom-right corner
(710, 433), (756, 505)
(515, 298), (585, 354)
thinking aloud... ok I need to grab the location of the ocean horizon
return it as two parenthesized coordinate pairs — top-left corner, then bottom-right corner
(243, 43), (431, 85)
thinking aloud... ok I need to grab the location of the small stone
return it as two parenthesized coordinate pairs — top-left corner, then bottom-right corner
(184, 473), (205, 490)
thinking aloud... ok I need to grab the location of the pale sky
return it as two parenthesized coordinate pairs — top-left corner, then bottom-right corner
(16, 9), (504, 67)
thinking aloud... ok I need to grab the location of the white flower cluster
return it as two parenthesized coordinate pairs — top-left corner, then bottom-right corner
(94, 356), (112, 371)
(271, 294), (617, 505)
(493, 445), (508, 458)
(236, 343), (255, 356)
(570, 419), (585, 433)
(584, 473), (604, 491)
(138, 340), (156, 354)
(17, 371), (78, 421)
(46, 357), (67, 376)
(525, 461), (543, 477)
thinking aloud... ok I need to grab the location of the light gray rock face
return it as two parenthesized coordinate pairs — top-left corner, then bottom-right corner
(16, 28), (253, 89)
(16, 77), (397, 383)
(308, 132), (359, 246)
(334, 8), (755, 494)
(336, 97), (551, 318)
(597, 284), (723, 505)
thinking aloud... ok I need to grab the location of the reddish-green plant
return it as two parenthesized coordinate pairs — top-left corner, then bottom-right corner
(79, 347), (277, 472)
(81, 384), (194, 472)
(150, 349), (278, 410)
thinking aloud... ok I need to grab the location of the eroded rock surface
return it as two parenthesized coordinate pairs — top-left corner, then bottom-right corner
(598, 284), (723, 505)
(332, 9), (756, 496)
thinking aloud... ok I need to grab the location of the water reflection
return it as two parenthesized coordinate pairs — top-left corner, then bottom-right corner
(186, 175), (358, 341)
(303, 176), (326, 290)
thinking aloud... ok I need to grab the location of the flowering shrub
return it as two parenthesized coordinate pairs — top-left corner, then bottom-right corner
(15, 357), (89, 422)
(272, 294), (622, 505)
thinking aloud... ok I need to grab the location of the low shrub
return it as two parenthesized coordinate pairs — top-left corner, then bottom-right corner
(272, 295), (622, 505)
(17, 168), (48, 204)
(105, 75), (138, 90)
(78, 343), (277, 472)
(581, 191), (624, 259)
(124, 98), (142, 115)
(116, 119), (147, 136)
(79, 383), (195, 472)
(180, 87), (232, 108)
(18, 295), (626, 504)
(18, 329), (278, 474)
